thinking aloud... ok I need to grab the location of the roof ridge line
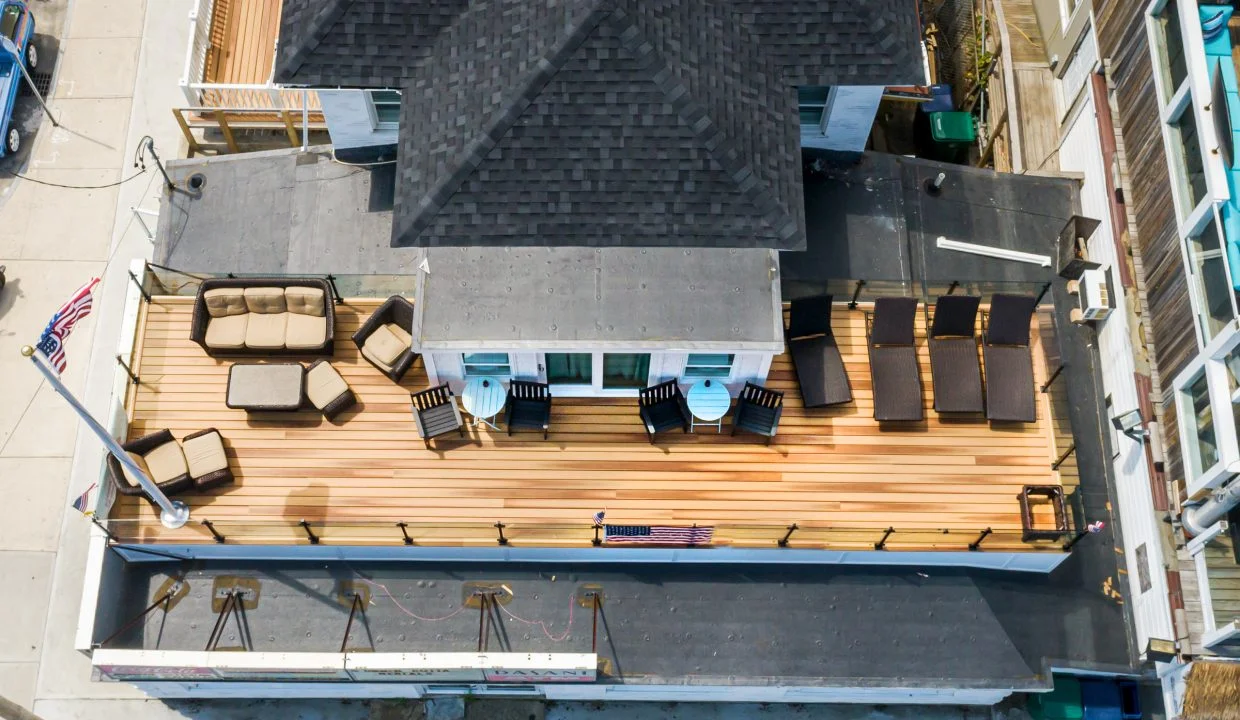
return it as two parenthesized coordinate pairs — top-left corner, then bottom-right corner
(395, 0), (615, 243)
(609, 3), (799, 243)
(277, 0), (355, 84)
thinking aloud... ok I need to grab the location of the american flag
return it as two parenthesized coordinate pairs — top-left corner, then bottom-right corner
(604, 524), (714, 545)
(70, 482), (96, 515)
(36, 278), (101, 373)
(592, 510), (606, 526)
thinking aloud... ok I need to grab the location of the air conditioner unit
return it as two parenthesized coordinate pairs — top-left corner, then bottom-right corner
(1078, 268), (1115, 321)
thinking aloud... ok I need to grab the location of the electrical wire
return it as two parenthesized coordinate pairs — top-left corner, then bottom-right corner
(0, 166), (148, 189)
(355, 577), (470, 623)
(495, 592), (576, 643)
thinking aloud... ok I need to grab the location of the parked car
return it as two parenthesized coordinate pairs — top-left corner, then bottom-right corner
(0, 0), (36, 157)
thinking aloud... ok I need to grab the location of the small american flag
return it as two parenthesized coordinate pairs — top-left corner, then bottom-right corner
(592, 510), (606, 526)
(604, 524), (714, 545)
(71, 482), (96, 515)
(36, 278), (101, 373)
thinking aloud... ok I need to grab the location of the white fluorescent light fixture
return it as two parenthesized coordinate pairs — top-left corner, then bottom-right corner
(936, 236), (1052, 267)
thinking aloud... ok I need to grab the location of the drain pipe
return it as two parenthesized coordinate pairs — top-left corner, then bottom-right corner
(1182, 478), (1240, 537)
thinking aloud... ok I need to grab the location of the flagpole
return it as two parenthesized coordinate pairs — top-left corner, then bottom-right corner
(21, 345), (189, 529)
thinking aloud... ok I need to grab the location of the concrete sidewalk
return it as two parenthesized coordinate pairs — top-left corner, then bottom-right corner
(0, 0), (190, 714)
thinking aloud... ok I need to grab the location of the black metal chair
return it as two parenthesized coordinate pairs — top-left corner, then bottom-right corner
(983, 294), (1039, 423)
(410, 384), (465, 449)
(505, 380), (552, 439)
(786, 295), (852, 407)
(731, 382), (784, 445)
(867, 297), (924, 421)
(927, 295), (984, 414)
(638, 380), (691, 443)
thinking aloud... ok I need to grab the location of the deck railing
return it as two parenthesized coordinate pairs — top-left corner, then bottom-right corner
(178, 0), (217, 106)
(97, 517), (1071, 553)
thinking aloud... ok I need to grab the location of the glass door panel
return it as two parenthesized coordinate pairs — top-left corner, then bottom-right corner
(602, 353), (651, 389)
(545, 353), (592, 385)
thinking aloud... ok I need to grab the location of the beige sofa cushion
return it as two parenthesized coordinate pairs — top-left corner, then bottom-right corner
(244, 287), (287, 314)
(306, 362), (349, 410)
(384, 322), (413, 348)
(245, 312), (287, 350)
(363, 324), (406, 366)
(203, 288), (247, 318)
(122, 451), (151, 487)
(204, 314), (248, 350)
(285, 313), (328, 350)
(181, 432), (228, 479)
(143, 441), (188, 484)
(285, 287), (326, 316)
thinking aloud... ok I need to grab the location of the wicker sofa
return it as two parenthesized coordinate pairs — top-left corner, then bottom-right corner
(190, 278), (336, 356)
(105, 428), (234, 504)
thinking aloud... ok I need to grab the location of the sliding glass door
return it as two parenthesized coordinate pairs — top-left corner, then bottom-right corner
(539, 352), (652, 394)
(545, 353), (593, 386)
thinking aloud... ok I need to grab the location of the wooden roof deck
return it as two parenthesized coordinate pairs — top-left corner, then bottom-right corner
(108, 297), (1069, 551)
(203, 0), (281, 85)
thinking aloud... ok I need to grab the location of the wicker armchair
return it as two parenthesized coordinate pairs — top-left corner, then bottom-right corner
(353, 295), (419, 383)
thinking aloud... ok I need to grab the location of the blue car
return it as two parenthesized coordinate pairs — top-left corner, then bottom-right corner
(0, 0), (36, 157)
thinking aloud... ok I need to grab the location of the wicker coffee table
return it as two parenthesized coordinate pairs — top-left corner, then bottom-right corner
(226, 363), (305, 411)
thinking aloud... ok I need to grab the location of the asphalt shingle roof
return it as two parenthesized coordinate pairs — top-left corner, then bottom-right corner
(274, 0), (922, 250)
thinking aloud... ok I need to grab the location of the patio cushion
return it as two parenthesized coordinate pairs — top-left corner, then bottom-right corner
(122, 451), (151, 487)
(143, 441), (189, 484)
(306, 361), (350, 410)
(245, 312), (287, 349)
(285, 286), (326, 316)
(181, 430), (228, 479)
(203, 288), (247, 318)
(204, 314), (248, 350)
(384, 322), (413, 348)
(285, 312), (328, 350)
(243, 287), (287, 314)
(364, 324), (406, 366)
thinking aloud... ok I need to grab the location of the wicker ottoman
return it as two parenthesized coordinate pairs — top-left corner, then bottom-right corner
(306, 359), (357, 420)
(181, 428), (234, 491)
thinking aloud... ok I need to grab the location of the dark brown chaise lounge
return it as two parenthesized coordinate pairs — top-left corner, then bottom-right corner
(638, 380), (691, 443)
(983, 294), (1039, 423)
(785, 295), (852, 407)
(411, 384), (466, 449)
(730, 382), (784, 445)
(353, 295), (419, 383)
(868, 297), (924, 421)
(505, 380), (552, 439)
(927, 295), (984, 414)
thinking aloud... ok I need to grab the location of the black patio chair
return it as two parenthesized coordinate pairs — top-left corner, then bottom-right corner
(410, 384), (465, 449)
(505, 380), (552, 439)
(927, 295), (984, 414)
(983, 294), (1039, 423)
(786, 295), (853, 407)
(731, 382), (785, 445)
(638, 379), (691, 443)
(867, 297), (924, 421)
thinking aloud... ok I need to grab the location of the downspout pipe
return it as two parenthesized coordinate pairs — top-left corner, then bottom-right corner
(1182, 478), (1240, 536)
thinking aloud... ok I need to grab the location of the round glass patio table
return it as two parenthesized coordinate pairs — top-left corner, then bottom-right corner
(462, 376), (507, 430)
(686, 379), (731, 433)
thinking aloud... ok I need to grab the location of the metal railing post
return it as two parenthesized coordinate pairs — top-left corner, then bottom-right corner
(946, 280), (960, 295)
(299, 519), (320, 545)
(1041, 364), (1065, 393)
(127, 270), (152, 303)
(115, 355), (139, 385)
(848, 280), (867, 310)
(778, 523), (798, 547)
(968, 527), (993, 551)
(494, 521), (508, 546)
(1034, 281), (1052, 306)
(397, 522), (413, 545)
(592, 523), (602, 546)
(325, 275), (344, 304)
(1052, 443), (1076, 470)
(201, 519), (225, 544)
(874, 526), (895, 550)
(90, 516), (119, 543)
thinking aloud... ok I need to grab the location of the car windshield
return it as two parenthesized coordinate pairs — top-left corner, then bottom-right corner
(0, 6), (20, 42)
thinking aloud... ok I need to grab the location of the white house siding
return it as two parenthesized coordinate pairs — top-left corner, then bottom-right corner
(1057, 77), (1175, 650)
(318, 89), (399, 150)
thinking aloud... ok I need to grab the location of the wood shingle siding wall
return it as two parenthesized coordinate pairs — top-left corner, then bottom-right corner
(1096, 0), (1197, 484)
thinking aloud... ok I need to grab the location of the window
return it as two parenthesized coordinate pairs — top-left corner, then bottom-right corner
(798, 87), (829, 127)
(1187, 217), (1237, 341)
(683, 353), (734, 380)
(1184, 370), (1221, 479)
(462, 353), (511, 377)
(545, 353), (592, 385)
(368, 90), (401, 130)
(1154, 0), (1189, 103)
(1169, 105), (1209, 213)
(602, 353), (651, 389)
(0, 6), (20, 41)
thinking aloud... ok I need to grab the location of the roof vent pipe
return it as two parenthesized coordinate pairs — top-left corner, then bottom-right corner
(1182, 477), (1240, 537)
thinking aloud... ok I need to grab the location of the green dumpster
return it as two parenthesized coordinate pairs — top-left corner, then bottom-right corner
(1028, 675), (1085, 720)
